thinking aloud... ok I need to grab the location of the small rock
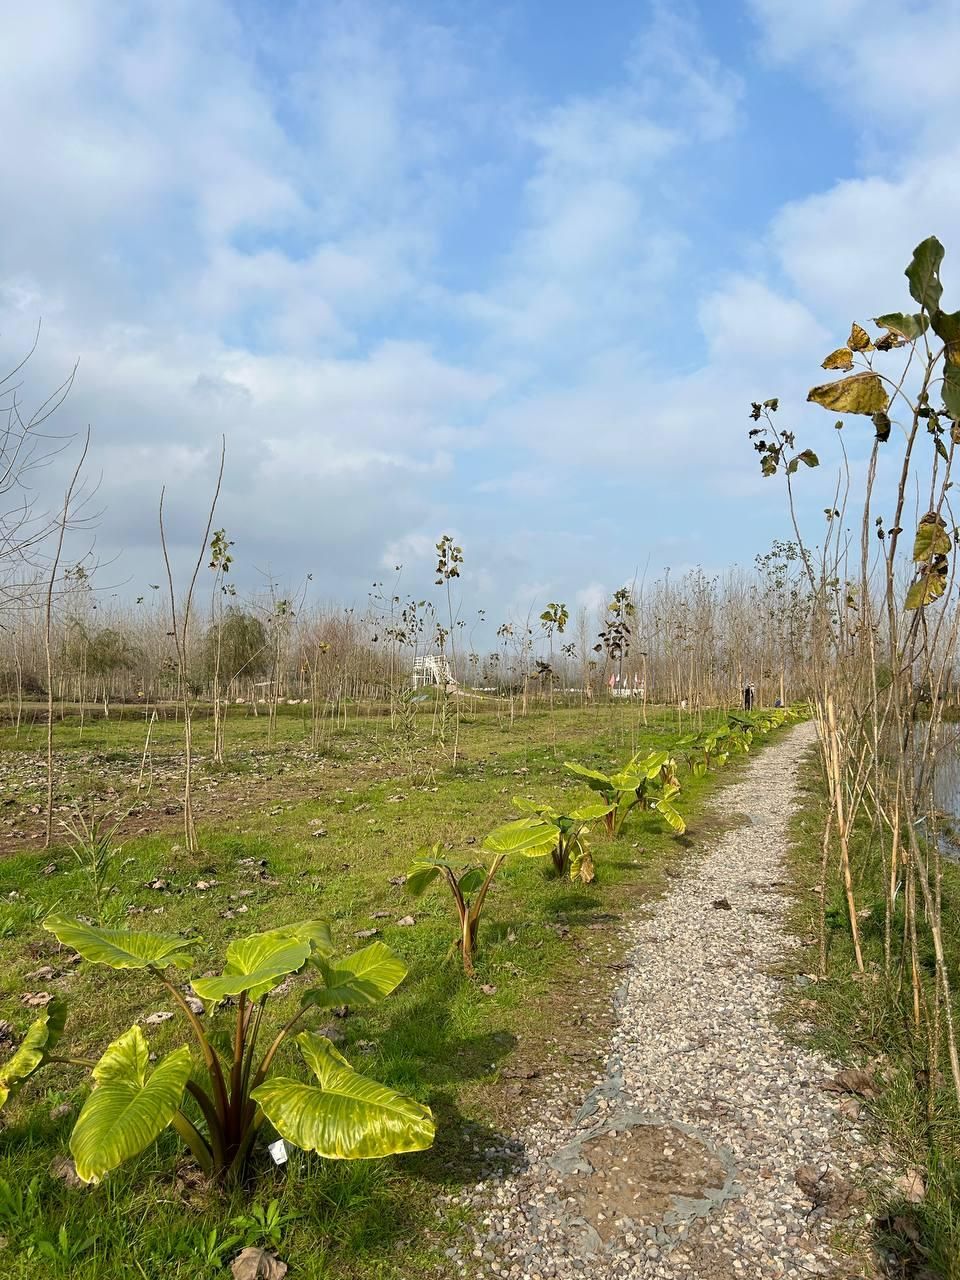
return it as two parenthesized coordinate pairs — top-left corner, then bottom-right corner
(894, 1169), (925, 1204)
(21, 991), (53, 1008)
(824, 1066), (878, 1099)
(231, 1247), (288, 1279)
(48, 1156), (84, 1188)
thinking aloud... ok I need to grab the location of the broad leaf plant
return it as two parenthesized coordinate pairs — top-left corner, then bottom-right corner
(0, 916), (434, 1185)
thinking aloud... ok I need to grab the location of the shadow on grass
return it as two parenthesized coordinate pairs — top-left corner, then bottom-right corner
(376, 980), (518, 1090)
(871, 1185), (960, 1280)
(405, 1091), (526, 1187)
(367, 969), (525, 1188)
(534, 885), (620, 925)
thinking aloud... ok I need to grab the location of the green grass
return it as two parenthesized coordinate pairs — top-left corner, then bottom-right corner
(0, 700), (773, 1278)
(785, 756), (960, 1280)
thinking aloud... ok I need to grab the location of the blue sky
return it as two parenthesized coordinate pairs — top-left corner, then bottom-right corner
(2, 0), (959, 625)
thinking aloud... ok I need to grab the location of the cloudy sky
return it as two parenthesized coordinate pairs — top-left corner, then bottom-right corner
(2, 0), (958, 624)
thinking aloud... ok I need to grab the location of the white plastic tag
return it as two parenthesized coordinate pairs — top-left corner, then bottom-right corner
(268, 1139), (288, 1166)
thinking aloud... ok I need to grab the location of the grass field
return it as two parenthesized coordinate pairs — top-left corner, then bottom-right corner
(785, 755), (960, 1280)
(0, 700), (759, 1279)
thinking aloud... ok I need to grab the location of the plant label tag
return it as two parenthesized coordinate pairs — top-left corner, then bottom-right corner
(268, 1139), (288, 1166)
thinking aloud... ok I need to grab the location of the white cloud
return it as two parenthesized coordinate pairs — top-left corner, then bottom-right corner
(3, 0), (958, 625)
(460, 4), (743, 358)
(770, 156), (960, 320)
(749, 0), (960, 132)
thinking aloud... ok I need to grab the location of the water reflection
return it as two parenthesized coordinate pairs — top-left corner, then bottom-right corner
(929, 725), (960, 856)
(933, 726), (960, 818)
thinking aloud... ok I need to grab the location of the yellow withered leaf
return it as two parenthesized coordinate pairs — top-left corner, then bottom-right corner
(913, 514), (951, 563)
(807, 372), (890, 416)
(821, 347), (854, 371)
(905, 558), (948, 610)
(847, 322), (873, 352)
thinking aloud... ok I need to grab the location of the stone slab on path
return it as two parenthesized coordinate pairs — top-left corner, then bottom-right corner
(453, 721), (887, 1280)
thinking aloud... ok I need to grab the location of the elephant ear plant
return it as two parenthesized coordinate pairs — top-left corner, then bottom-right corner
(0, 997), (67, 1110)
(406, 821), (558, 976)
(564, 750), (686, 837)
(509, 797), (614, 883)
(0, 916), (434, 1186)
(676, 726), (733, 779)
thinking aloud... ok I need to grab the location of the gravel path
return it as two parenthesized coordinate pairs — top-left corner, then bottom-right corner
(451, 722), (883, 1280)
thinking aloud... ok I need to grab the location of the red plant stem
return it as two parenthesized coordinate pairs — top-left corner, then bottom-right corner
(157, 973), (230, 1122)
(251, 1006), (310, 1089)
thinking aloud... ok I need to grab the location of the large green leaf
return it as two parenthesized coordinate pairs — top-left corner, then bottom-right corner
(404, 859), (446, 896)
(569, 801), (615, 822)
(303, 942), (406, 1010)
(612, 751), (670, 789)
(0, 999), (67, 1109)
(874, 312), (929, 342)
(511, 796), (547, 816)
(44, 916), (197, 971)
(251, 1033), (434, 1160)
(944, 364), (960, 423)
(482, 818), (559, 858)
(906, 236), (944, 313)
(191, 929), (314, 1004)
(806, 372), (890, 416)
(69, 1027), (192, 1184)
(933, 309), (960, 365)
(913, 514), (951, 563)
(458, 867), (487, 896)
(563, 762), (614, 794)
(931, 309), (960, 421)
(274, 920), (334, 956)
(653, 785), (686, 834)
(609, 768), (642, 792)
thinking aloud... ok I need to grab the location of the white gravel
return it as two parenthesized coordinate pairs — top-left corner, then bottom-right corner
(449, 722), (885, 1279)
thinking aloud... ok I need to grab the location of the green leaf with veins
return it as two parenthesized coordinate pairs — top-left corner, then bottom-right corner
(69, 1026), (192, 1184)
(302, 942), (407, 1010)
(251, 1033), (434, 1160)
(874, 312), (928, 342)
(191, 929), (314, 1004)
(0, 998), (67, 1109)
(44, 916), (197, 971)
(905, 236), (944, 313)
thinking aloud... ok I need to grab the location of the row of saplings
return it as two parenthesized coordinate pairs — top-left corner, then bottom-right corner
(0, 707), (798, 1201)
(407, 705), (800, 974)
